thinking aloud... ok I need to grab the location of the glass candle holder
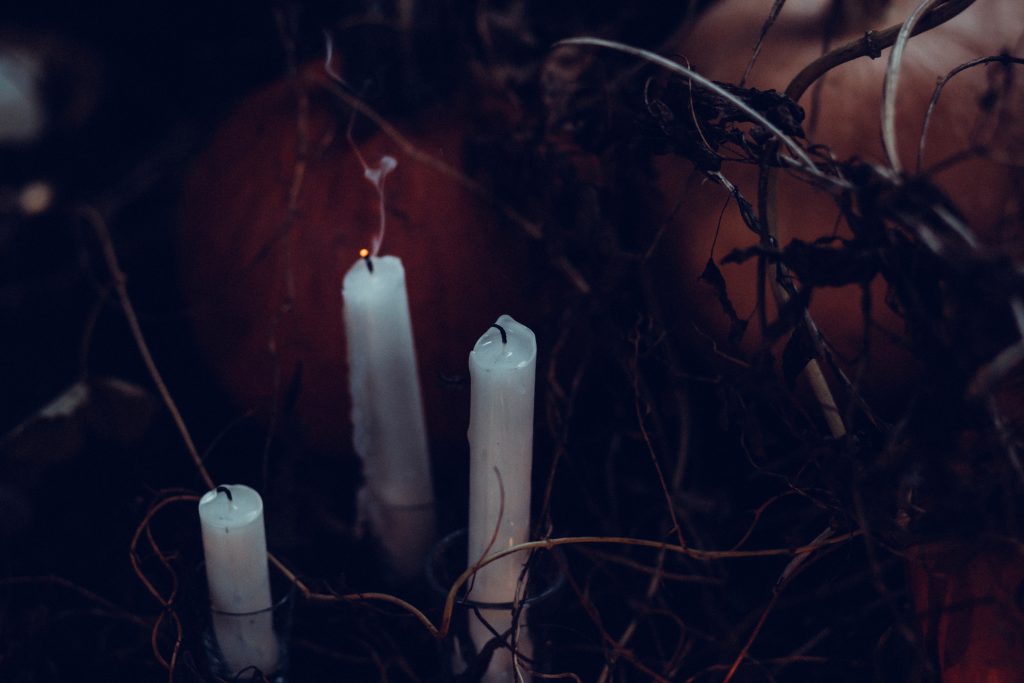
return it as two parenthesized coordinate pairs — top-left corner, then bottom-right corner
(426, 528), (565, 679)
(194, 563), (295, 682)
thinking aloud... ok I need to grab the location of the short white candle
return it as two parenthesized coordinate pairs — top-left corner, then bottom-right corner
(198, 484), (279, 677)
(466, 314), (537, 681)
(343, 253), (435, 579)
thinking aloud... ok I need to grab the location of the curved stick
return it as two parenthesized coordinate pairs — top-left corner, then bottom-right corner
(753, 0), (977, 436)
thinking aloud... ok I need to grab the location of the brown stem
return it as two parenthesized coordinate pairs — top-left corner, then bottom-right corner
(917, 53), (1024, 172)
(785, 0), (977, 102)
(82, 207), (214, 491)
(755, 0), (977, 437)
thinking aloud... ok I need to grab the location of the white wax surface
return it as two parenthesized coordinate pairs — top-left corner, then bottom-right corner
(343, 254), (435, 578)
(198, 485), (278, 675)
(466, 314), (536, 681)
(0, 52), (44, 144)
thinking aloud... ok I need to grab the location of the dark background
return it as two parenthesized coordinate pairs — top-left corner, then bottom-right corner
(0, 1), (1006, 681)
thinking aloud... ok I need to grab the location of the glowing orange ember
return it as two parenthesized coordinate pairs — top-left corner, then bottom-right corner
(358, 248), (369, 258)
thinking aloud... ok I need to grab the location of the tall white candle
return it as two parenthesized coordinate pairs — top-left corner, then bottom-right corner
(343, 253), (435, 579)
(466, 314), (537, 682)
(198, 484), (279, 677)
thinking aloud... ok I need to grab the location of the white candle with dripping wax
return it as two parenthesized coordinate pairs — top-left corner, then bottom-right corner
(466, 314), (537, 682)
(198, 484), (279, 677)
(343, 252), (436, 580)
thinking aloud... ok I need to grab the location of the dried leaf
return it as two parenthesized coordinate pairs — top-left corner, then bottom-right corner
(699, 258), (748, 346)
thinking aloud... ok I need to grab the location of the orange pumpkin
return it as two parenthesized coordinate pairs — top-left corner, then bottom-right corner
(655, 0), (1023, 400)
(908, 540), (1024, 683)
(653, 2), (1024, 679)
(178, 65), (532, 454)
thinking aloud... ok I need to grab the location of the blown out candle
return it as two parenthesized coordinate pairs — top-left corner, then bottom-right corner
(198, 484), (279, 677)
(343, 252), (436, 579)
(466, 314), (537, 681)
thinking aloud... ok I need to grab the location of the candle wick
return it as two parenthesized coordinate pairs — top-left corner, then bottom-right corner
(215, 485), (233, 503)
(489, 323), (507, 344)
(363, 254), (374, 274)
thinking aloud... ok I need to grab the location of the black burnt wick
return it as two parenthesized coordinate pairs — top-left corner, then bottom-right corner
(490, 323), (507, 344)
